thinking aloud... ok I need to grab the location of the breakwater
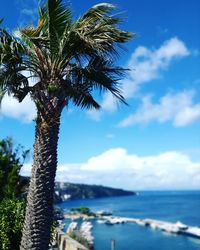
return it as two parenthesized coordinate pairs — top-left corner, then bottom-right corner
(101, 215), (200, 239)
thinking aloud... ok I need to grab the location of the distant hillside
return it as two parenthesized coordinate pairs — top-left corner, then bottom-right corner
(54, 182), (136, 203)
(19, 177), (136, 203)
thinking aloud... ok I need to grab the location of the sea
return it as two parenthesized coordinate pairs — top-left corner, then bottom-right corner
(58, 191), (200, 250)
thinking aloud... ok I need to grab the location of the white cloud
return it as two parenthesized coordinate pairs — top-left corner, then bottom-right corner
(122, 37), (189, 98)
(87, 109), (102, 122)
(0, 94), (36, 123)
(20, 163), (32, 177)
(81, 148), (132, 172)
(87, 37), (190, 121)
(119, 90), (200, 127)
(0, 70), (38, 123)
(20, 148), (200, 190)
(101, 93), (118, 112)
(79, 148), (200, 190)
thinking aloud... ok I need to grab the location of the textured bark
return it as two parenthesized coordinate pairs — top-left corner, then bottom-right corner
(20, 101), (62, 250)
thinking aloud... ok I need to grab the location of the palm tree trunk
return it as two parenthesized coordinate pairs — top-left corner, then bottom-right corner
(20, 108), (61, 250)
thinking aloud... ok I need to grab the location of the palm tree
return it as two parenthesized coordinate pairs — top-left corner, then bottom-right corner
(0, 1), (133, 249)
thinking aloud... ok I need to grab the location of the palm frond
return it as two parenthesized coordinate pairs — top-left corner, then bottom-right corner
(20, 4), (48, 39)
(19, 17), (49, 51)
(48, 0), (72, 55)
(0, 65), (30, 102)
(63, 57), (128, 106)
(72, 93), (101, 110)
(0, 69), (6, 106)
(71, 3), (134, 57)
(0, 91), (5, 106)
(0, 27), (32, 102)
(0, 28), (25, 65)
(20, 20), (45, 38)
(63, 82), (101, 110)
(82, 3), (116, 20)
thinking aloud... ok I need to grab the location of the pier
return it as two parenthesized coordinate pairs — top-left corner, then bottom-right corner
(101, 215), (200, 239)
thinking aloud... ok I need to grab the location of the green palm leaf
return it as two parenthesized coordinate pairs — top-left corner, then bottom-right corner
(72, 3), (133, 57)
(48, 0), (72, 55)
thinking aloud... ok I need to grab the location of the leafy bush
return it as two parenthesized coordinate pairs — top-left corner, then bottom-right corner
(0, 138), (28, 250)
(0, 137), (29, 200)
(0, 199), (25, 250)
(70, 207), (96, 216)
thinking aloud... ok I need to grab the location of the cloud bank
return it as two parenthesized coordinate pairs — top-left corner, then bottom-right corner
(119, 90), (200, 127)
(21, 148), (200, 190)
(0, 94), (36, 123)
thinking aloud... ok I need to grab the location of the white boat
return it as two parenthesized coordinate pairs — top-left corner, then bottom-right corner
(96, 210), (112, 216)
(175, 221), (188, 230)
(67, 222), (78, 233)
(105, 217), (125, 225)
(97, 219), (106, 224)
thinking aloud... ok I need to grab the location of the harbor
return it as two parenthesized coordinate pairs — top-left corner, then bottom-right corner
(55, 192), (200, 250)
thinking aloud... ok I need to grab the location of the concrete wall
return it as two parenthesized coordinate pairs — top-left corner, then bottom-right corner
(55, 229), (89, 250)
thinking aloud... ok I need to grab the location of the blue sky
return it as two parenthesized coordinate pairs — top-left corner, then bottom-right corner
(0, 0), (200, 190)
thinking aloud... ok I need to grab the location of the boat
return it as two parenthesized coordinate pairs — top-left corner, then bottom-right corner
(105, 220), (115, 225)
(97, 219), (106, 224)
(96, 210), (112, 216)
(67, 222), (78, 233)
(175, 221), (188, 230)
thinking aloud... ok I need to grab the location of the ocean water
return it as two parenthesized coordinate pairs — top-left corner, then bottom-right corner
(58, 191), (200, 250)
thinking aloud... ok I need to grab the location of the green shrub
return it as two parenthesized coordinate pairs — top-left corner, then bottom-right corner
(0, 137), (29, 200)
(70, 207), (95, 216)
(0, 138), (28, 250)
(0, 198), (25, 250)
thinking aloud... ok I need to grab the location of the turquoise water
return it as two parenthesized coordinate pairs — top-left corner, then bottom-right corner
(58, 191), (200, 250)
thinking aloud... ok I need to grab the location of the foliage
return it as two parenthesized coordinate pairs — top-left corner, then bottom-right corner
(70, 207), (95, 217)
(0, 198), (25, 250)
(0, 137), (29, 200)
(0, 138), (28, 250)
